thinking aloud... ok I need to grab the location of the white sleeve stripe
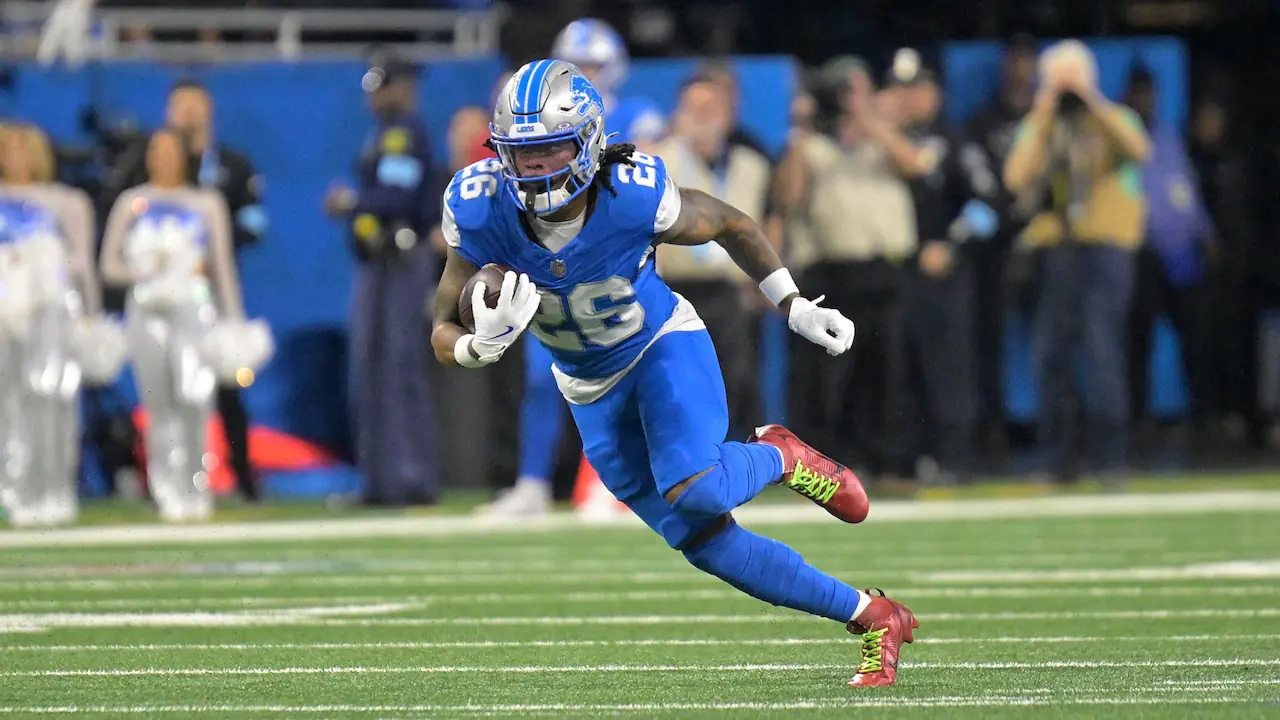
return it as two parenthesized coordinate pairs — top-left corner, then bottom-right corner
(653, 177), (681, 234)
(441, 196), (461, 248)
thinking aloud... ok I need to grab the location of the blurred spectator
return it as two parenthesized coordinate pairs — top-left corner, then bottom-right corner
(693, 59), (772, 160)
(101, 79), (267, 502)
(0, 123), (112, 526)
(0, 123), (101, 314)
(775, 55), (916, 480)
(892, 49), (1002, 484)
(99, 127), (246, 522)
(1003, 40), (1151, 482)
(323, 48), (440, 507)
(105, 81), (266, 252)
(551, 18), (665, 153)
(167, 80), (265, 502)
(966, 35), (1039, 443)
(654, 70), (771, 439)
(1190, 97), (1260, 441)
(1125, 65), (1214, 435)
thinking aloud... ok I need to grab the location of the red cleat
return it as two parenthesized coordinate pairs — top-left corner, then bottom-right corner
(747, 424), (869, 523)
(846, 588), (919, 687)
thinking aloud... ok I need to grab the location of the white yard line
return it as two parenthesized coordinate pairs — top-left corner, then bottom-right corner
(2, 583), (1274, 611)
(3, 633), (1277, 653)
(917, 559), (1280, 584)
(282, 608), (1280, 627)
(0, 550), (1231, 580)
(2, 606), (1275, 633)
(0, 697), (1260, 714)
(1, 490), (1278, 549)
(4, 659), (1280, 678)
(3, 607), (1275, 633)
(10, 561), (1280, 593)
(0, 603), (424, 632)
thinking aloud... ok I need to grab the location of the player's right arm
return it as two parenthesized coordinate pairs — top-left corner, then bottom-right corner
(429, 245), (480, 366)
(430, 162), (540, 368)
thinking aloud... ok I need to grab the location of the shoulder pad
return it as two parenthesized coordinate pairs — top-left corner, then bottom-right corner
(604, 151), (669, 231)
(444, 158), (504, 232)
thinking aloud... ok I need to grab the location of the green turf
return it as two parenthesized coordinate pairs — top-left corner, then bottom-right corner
(0, 490), (1277, 718)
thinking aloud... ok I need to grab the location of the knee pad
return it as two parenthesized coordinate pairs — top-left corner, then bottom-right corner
(669, 464), (735, 522)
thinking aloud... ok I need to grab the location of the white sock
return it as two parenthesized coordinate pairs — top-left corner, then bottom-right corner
(515, 476), (550, 490)
(850, 590), (873, 623)
(771, 446), (787, 478)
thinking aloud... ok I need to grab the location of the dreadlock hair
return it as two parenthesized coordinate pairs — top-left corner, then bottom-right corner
(594, 142), (637, 198)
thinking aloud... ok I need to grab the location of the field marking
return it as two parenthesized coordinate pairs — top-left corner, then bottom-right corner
(2, 606), (1274, 632)
(0, 697), (1262, 714)
(6, 659), (1280, 678)
(2, 490), (1278, 549)
(0, 572), (711, 592)
(0, 603), (423, 632)
(251, 608), (1280, 627)
(1160, 679), (1280, 687)
(0, 533), (1236, 566)
(9, 560), (1280, 594)
(0, 550), (1234, 581)
(917, 559), (1280, 584)
(4, 633), (1277, 653)
(2, 583), (1274, 612)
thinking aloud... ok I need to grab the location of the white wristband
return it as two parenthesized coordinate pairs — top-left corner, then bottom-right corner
(454, 334), (490, 369)
(759, 268), (800, 306)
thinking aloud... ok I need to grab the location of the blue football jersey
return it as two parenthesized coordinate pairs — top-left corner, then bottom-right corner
(609, 96), (666, 145)
(442, 152), (684, 380)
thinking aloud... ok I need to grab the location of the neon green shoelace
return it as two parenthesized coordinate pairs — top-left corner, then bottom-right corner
(785, 461), (840, 504)
(857, 628), (888, 674)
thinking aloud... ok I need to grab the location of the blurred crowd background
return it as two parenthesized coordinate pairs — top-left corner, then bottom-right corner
(2, 0), (1279, 514)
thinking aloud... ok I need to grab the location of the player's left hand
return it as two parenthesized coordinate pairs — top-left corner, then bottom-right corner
(787, 295), (855, 356)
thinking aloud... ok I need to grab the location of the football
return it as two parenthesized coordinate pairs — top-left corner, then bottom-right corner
(458, 263), (515, 332)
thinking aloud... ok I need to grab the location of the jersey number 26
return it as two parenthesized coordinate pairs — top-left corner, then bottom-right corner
(528, 276), (645, 352)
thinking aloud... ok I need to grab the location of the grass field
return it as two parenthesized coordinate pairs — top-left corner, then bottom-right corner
(0, 485), (1278, 718)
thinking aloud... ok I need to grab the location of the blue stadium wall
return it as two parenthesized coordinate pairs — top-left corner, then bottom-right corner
(0, 39), (1186, 495)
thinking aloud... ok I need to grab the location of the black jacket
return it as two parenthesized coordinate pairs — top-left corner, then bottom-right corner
(904, 120), (1002, 248)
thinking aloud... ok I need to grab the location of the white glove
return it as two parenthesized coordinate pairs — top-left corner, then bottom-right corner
(464, 271), (540, 365)
(788, 295), (855, 356)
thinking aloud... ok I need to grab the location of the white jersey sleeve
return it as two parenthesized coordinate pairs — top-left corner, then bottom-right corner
(441, 192), (461, 248)
(653, 176), (682, 234)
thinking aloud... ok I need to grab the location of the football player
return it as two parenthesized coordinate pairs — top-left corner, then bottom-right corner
(478, 18), (665, 519)
(432, 60), (917, 687)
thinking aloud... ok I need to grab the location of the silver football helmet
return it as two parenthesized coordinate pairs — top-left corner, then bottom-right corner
(490, 59), (608, 216)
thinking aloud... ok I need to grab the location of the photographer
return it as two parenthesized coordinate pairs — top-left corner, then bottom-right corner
(1003, 40), (1150, 483)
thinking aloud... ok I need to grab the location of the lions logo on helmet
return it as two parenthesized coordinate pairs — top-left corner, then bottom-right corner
(490, 60), (608, 216)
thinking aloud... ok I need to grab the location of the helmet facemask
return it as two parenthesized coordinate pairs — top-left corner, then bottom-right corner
(492, 114), (604, 216)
